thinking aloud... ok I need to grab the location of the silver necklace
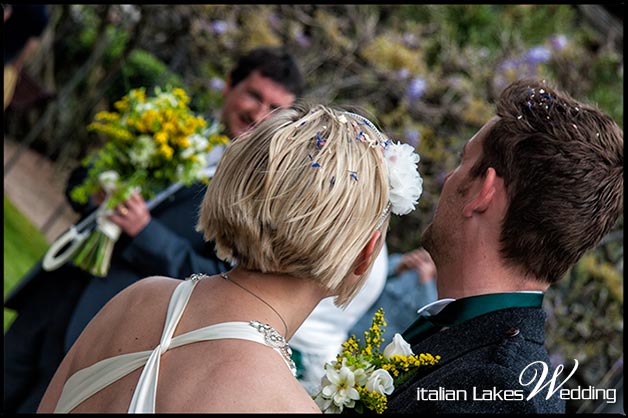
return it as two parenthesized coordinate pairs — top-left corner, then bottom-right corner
(220, 272), (289, 337)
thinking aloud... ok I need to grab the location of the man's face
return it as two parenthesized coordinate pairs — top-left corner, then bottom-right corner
(422, 117), (498, 263)
(221, 70), (296, 138)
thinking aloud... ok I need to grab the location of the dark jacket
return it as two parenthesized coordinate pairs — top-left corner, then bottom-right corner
(387, 307), (566, 414)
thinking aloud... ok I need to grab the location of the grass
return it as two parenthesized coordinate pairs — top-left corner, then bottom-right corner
(4, 195), (50, 331)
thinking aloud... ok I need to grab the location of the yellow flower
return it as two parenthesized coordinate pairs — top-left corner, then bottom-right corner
(196, 116), (208, 128)
(141, 109), (159, 131)
(114, 97), (130, 113)
(154, 131), (169, 145)
(212, 134), (230, 147)
(162, 121), (176, 135)
(94, 111), (120, 122)
(172, 87), (190, 104)
(176, 136), (191, 148)
(356, 386), (388, 414)
(159, 144), (174, 160)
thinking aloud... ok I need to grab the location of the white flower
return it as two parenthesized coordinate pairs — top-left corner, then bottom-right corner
(98, 170), (119, 193)
(384, 141), (423, 215)
(135, 102), (156, 112)
(129, 135), (157, 168)
(313, 391), (341, 414)
(318, 363), (360, 412)
(383, 333), (414, 359)
(365, 368), (395, 395)
(188, 133), (209, 151)
(351, 366), (369, 387)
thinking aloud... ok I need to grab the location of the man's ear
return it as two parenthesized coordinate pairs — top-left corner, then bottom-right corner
(463, 167), (499, 217)
(353, 230), (382, 275)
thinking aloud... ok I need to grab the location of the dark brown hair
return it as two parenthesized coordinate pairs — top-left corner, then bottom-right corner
(470, 79), (623, 283)
(229, 46), (304, 97)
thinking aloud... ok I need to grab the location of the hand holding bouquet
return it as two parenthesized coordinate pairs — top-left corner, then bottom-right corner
(313, 308), (440, 413)
(67, 86), (229, 277)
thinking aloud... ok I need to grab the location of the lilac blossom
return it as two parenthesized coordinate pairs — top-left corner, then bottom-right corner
(295, 31), (311, 48)
(396, 68), (411, 80)
(406, 77), (426, 101)
(404, 128), (421, 148)
(268, 13), (281, 30)
(210, 20), (229, 35)
(209, 77), (225, 91)
(523, 46), (552, 65)
(550, 34), (568, 51)
(402, 32), (419, 48)
(436, 171), (449, 187)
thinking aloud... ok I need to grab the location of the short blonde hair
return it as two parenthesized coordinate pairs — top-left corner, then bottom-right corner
(197, 103), (390, 305)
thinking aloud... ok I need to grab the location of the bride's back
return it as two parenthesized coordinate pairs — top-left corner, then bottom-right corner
(45, 276), (316, 413)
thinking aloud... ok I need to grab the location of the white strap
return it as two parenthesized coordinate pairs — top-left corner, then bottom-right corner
(128, 279), (196, 412)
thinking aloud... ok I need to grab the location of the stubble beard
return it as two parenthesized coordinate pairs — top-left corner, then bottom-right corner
(421, 222), (437, 262)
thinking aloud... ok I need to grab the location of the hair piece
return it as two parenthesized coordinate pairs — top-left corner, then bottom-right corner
(197, 103), (391, 306)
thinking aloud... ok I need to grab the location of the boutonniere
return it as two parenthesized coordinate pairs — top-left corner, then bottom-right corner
(313, 308), (440, 413)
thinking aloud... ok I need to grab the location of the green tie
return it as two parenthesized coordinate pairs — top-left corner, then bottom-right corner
(402, 292), (544, 345)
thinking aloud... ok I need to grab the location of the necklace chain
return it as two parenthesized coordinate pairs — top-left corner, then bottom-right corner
(221, 272), (289, 337)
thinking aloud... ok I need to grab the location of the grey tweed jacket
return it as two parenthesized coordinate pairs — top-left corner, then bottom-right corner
(387, 307), (566, 414)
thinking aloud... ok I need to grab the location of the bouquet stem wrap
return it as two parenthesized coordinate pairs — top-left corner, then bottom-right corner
(72, 203), (121, 277)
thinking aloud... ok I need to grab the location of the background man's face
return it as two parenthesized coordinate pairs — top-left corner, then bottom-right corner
(221, 70), (296, 138)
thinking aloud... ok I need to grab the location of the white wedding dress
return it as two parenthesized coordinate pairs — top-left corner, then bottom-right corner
(54, 274), (296, 413)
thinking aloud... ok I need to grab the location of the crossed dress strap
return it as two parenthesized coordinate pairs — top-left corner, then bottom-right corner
(54, 275), (296, 413)
(127, 275), (199, 412)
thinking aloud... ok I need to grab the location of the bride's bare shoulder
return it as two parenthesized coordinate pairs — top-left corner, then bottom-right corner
(109, 275), (180, 305)
(161, 339), (320, 413)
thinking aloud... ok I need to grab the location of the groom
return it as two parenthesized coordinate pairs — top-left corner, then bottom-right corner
(386, 78), (623, 414)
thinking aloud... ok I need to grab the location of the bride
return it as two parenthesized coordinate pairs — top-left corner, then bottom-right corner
(37, 103), (422, 413)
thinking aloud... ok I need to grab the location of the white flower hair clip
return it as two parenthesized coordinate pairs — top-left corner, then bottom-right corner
(344, 112), (423, 217)
(384, 141), (423, 215)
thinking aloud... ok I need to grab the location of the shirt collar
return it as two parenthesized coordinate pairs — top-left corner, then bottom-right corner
(415, 291), (544, 319)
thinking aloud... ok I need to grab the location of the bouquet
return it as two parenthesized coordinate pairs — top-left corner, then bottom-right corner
(313, 308), (440, 414)
(68, 86), (229, 277)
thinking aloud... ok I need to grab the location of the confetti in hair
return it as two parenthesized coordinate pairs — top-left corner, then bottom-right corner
(316, 131), (327, 149)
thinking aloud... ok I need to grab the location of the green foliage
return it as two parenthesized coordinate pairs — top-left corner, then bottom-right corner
(3, 196), (50, 331)
(544, 249), (624, 412)
(107, 49), (184, 107)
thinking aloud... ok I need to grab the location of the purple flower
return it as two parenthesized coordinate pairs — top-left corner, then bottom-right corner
(496, 58), (520, 73)
(396, 68), (410, 80)
(404, 128), (421, 148)
(209, 77), (225, 91)
(406, 77), (426, 101)
(523, 46), (552, 65)
(436, 171), (448, 187)
(210, 20), (229, 35)
(550, 34), (568, 51)
(268, 13), (281, 30)
(402, 32), (418, 48)
(295, 31), (311, 48)
(549, 353), (566, 368)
